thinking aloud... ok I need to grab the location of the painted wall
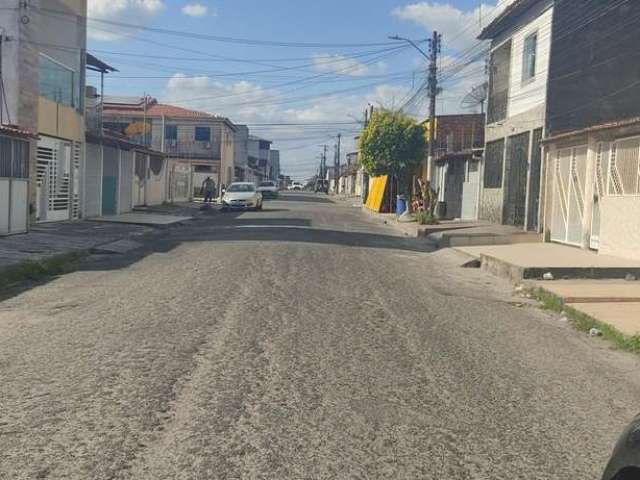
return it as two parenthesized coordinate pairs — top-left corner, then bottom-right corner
(598, 197), (640, 260)
(503, 5), (553, 119)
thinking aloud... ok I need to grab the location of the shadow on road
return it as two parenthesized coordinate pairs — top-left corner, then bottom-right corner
(275, 193), (334, 204)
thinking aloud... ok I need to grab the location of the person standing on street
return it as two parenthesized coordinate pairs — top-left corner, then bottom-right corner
(202, 177), (216, 203)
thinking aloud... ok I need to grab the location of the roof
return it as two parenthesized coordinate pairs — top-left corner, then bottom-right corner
(478, 0), (543, 40)
(103, 97), (234, 128)
(543, 116), (640, 144)
(86, 53), (118, 74)
(0, 124), (37, 139)
(86, 129), (165, 155)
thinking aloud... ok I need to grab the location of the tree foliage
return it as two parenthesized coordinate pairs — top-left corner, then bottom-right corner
(358, 109), (426, 181)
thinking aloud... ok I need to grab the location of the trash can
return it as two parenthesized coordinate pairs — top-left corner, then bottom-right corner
(396, 195), (407, 216)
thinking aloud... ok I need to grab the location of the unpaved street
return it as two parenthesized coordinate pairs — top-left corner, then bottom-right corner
(1, 193), (639, 479)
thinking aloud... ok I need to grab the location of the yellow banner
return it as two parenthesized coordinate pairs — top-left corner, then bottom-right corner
(365, 175), (388, 212)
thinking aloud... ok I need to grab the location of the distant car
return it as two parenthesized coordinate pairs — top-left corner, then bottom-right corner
(601, 414), (640, 480)
(221, 182), (263, 211)
(289, 182), (303, 191)
(314, 179), (329, 193)
(257, 181), (279, 199)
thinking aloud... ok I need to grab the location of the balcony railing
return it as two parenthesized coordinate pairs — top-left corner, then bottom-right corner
(162, 140), (220, 158)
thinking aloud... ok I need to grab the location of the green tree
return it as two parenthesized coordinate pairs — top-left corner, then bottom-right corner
(358, 109), (425, 194)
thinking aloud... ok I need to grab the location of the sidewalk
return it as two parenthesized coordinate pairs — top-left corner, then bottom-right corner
(532, 280), (640, 338)
(0, 203), (199, 271)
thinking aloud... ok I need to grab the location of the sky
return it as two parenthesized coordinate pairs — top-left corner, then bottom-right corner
(86, 0), (512, 180)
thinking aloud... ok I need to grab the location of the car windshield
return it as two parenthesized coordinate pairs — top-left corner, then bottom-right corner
(227, 184), (255, 192)
(259, 182), (275, 187)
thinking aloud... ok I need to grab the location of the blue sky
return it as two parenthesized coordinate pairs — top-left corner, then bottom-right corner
(87, 0), (506, 180)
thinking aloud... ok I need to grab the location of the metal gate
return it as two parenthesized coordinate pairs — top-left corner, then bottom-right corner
(461, 160), (479, 220)
(590, 143), (610, 250)
(551, 146), (588, 245)
(84, 143), (102, 218)
(102, 146), (118, 215)
(527, 128), (543, 231)
(0, 135), (29, 235)
(36, 136), (72, 223)
(503, 132), (530, 226)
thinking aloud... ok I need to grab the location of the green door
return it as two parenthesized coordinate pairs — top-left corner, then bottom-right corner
(102, 147), (118, 215)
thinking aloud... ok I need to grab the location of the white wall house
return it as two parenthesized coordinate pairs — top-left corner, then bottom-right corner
(478, 0), (553, 231)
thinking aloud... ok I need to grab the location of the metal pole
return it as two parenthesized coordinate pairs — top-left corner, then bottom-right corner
(427, 31), (441, 183)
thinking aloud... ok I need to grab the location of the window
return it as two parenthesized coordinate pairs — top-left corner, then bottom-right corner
(522, 33), (537, 82)
(165, 125), (178, 140)
(39, 54), (77, 108)
(484, 139), (505, 188)
(487, 41), (511, 124)
(195, 127), (211, 142)
(0, 136), (29, 179)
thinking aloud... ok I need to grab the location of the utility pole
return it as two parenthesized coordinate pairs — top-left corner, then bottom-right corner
(427, 31), (441, 182)
(322, 144), (327, 180)
(389, 33), (441, 181)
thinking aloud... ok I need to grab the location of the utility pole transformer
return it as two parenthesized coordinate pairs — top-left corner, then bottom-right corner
(427, 31), (441, 182)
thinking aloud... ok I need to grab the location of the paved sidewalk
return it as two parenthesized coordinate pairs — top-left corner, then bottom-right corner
(0, 221), (153, 269)
(0, 202), (206, 270)
(532, 279), (640, 337)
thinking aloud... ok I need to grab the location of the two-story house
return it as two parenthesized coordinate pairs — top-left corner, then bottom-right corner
(426, 114), (485, 220)
(0, 0), (88, 229)
(541, 1), (640, 260)
(102, 97), (236, 199)
(478, 0), (553, 231)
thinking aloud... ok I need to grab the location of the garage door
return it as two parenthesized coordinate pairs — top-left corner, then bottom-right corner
(551, 146), (588, 245)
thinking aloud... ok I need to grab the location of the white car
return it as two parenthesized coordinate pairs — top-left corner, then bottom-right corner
(221, 182), (263, 211)
(257, 181), (279, 199)
(288, 182), (303, 191)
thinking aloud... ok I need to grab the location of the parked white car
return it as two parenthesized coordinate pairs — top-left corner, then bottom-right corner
(221, 182), (263, 211)
(288, 181), (303, 191)
(257, 181), (279, 199)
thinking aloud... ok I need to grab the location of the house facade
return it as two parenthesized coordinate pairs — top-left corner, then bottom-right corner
(1, 0), (87, 228)
(478, 0), (553, 231)
(427, 114), (485, 220)
(102, 97), (236, 199)
(541, 1), (640, 260)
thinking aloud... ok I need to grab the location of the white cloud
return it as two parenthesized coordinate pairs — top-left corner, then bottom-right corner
(87, 0), (165, 41)
(392, 1), (515, 51)
(312, 54), (386, 77)
(181, 3), (209, 17)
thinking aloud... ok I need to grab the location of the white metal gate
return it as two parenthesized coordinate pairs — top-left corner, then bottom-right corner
(551, 146), (588, 245)
(84, 143), (102, 218)
(36, 136), (72, 222)
(461, 160), (480, 220)
(590, 143), (610, 250)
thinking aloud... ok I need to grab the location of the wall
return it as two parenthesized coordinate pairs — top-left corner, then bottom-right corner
(503, 4), (553, 119)
(38, 98), (84, 142)
(599, 197), (640, 260)
(547, 1), (640, 135)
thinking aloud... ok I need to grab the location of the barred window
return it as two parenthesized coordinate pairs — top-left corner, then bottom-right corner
(0, 136), (29, 179)
(609, 137), (640, 195)
(484, 139), (505, 188)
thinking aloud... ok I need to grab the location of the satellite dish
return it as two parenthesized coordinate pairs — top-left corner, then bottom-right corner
(461, 82), (488, 113)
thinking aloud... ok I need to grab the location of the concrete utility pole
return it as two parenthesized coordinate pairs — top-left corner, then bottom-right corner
(389, 33), (441, 181)
(427, 31), (442, 182)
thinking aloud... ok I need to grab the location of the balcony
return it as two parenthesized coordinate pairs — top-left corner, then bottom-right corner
(162, 139), (220, 159)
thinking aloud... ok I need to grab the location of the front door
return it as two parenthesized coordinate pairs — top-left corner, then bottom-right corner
(102, 146), (118, 215)
(461, 160), (480, 220)
(503, 132), (530, 226)
(36, 136), (72, 223)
